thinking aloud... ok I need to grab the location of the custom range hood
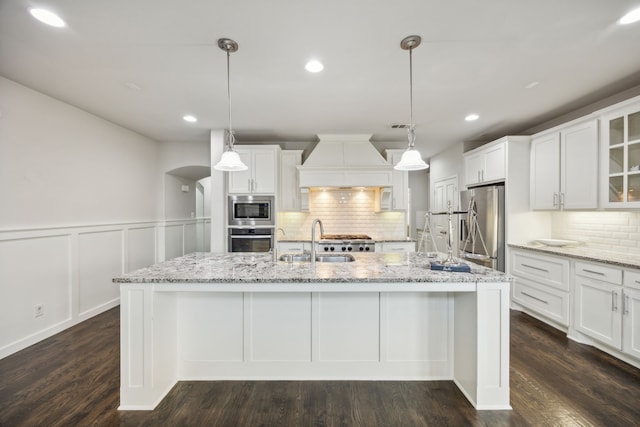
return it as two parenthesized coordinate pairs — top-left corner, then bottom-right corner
(297, 134), (393, 188)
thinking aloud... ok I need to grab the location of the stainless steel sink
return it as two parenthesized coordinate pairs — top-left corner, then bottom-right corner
(278, 253), (311, 262)
(314, 254), (355, 263)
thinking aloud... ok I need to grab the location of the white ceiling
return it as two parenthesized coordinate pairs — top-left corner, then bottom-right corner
(2, 0), (640, 159)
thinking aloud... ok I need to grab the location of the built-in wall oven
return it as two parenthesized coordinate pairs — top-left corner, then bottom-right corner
(228, 228), (274, 252)
(228, 195), (274, 226)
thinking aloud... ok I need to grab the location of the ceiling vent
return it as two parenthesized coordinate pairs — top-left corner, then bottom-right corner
(391, 123), (411, 129)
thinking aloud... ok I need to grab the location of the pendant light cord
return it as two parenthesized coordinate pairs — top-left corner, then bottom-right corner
(408, 47), (416, 149)
(226, 49), (235, 149)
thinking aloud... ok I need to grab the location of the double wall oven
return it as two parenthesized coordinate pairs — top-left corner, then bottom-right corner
(228, 195), (275, 252)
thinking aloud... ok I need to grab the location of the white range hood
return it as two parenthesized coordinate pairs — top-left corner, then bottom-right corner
(297, 134), (393, 188)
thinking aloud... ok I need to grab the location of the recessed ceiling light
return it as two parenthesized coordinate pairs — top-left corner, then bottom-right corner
(183, 115), (197, 123)
(465, 114), (479, 122)
(525, 81), (540, 89)
(619, 7), (640, 25)
(29, 8), (66, 28)
(305, 60), (324, 73)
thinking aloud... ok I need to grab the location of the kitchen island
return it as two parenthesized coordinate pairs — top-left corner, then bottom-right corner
(114, 252), (511, 411)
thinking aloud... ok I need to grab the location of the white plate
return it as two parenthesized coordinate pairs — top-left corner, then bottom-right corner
(535, 239), (577, 247)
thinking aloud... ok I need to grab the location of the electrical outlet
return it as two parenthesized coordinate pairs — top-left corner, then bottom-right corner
(35, 304), (44, 317)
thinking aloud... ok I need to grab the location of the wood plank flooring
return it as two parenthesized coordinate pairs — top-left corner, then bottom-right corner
(1, 308), (639, 426)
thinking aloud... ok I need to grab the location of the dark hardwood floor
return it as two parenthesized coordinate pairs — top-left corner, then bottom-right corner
(1, 307), (639, 426)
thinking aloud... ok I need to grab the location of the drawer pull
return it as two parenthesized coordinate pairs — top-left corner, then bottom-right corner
(623, 293), (629, 315)
(521, 263), (549, 273)
(582, 269), (605, 276)
(521, 291), (549, 305)
(612, 291), (618, 312)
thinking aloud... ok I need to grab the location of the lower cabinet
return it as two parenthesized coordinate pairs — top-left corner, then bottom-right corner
(376, 242), (416, 253)
(511, 249), (640, 367)
(277, 242), (310, 253)
(510, 249), (570, 327)
(575, 263), (640, 360)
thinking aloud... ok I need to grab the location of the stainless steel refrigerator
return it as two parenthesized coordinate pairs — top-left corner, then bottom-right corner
(459, 185), (505, 272)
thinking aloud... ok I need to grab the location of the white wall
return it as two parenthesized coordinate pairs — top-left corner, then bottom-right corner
(0, 77), (160, 228)
(0, 77), (202, 359)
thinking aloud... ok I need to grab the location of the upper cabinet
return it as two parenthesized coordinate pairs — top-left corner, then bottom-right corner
(228, 146), (280, 194)
(384, 149), (409, 211)
(279, 150), (305, 211)
(601, 100), (640, 208)
(530, 119), (598, 210)
(464, 141), (506, 187)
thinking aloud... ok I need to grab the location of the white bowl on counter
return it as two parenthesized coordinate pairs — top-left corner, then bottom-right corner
(535, 239), (578, 247)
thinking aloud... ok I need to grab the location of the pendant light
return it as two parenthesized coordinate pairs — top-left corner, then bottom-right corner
(213, 38), (248, 171)
(394, 35), (429, 171)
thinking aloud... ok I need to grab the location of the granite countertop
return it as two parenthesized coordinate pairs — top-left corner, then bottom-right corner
(278, 238), (417, 243)
(114, 252), (508, 284)
(509, 243), (640, 270)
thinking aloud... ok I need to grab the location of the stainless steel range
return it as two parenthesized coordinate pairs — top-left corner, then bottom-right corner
(318, 234), (375, 253)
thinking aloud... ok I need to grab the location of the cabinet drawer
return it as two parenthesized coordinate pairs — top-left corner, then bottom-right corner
(277, 242), (309, 253)
(513, 278), (569, 326)
(624, 269), (640, 290)
(511, 251), (569, 291)
(575, 261), (622, 285)
(381, 242), (416, 252)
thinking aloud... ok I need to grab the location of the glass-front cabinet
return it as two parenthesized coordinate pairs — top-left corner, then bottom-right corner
(602, 101), (640, 208)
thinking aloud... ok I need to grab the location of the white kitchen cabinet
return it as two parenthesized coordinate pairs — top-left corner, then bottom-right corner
(530, 119), (598, 210)
(464, 141), (505, 186)
(384, 149), (409, 211)
(279, 150), (304, 211)
(600, 100), (640, 208)
(623, 285), (640, 360)
(574, 261), (623, 349)
(510, 249), (570, 327)
(377, 242), (416, 253)
(277, 241), (310, 253)
(228, 146), (279, 194)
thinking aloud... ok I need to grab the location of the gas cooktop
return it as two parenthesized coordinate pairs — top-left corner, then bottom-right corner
(318, 234), (374, 252)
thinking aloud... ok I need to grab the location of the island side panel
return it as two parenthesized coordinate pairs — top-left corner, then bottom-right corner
(453, 282), (511, 410)
(177, 289), (453, 379)
(119, 284), (178, 410)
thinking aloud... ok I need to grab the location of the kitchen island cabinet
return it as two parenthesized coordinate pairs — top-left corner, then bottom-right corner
(114, 252), (511, 411)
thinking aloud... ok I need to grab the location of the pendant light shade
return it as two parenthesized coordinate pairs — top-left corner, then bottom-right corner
(394, 35), (428, 172)
(214, 144), (247, 171)
(213, 38), (248, 172)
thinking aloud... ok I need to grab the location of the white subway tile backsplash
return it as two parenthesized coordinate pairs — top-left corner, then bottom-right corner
(551, 211), (640, 256)
(278, 188), (406, 240)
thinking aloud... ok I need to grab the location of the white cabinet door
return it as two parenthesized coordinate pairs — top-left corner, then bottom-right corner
(227, 151), (253, 193)
(464, 141), (506, 187)
(279, 150), (302, 211)
(483, 143), (506, 183)
(561, 120), (598, 209)
(228, 147), (278, 194)
(530, 132), (561, 209)
(385, 149), (408, 210)
(252, 150), (277, 194)
(623, 287), (640, 360)
(464, 152), (483, 186)
(575, 277), (622, 349)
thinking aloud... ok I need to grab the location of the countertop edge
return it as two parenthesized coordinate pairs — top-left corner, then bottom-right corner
(509, 244), (640, 270)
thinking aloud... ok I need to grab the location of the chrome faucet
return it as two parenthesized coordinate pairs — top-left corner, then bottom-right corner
(311, 219), (324, 265)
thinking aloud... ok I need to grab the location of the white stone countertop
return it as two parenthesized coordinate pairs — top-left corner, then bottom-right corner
(509, 243), (640, 270)
(277, 238), (417, 243)
(113, 252), (509, 284)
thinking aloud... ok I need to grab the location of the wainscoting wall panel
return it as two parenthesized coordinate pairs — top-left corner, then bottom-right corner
(0, 218), (207, 359)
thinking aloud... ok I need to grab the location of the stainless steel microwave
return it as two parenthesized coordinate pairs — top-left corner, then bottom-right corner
(228, 195), (275, 226)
